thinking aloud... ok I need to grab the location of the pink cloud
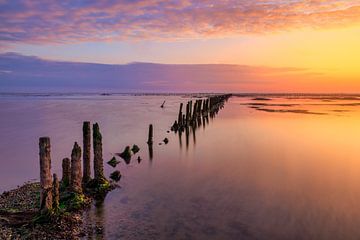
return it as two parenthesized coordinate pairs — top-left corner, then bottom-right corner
(0, 0), (359, 47)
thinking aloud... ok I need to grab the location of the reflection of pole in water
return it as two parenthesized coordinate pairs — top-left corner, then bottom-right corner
(148, 143), (153, 163)
(185, 125), (190, 150)
(197, 116), (202, 128)
(84, 200), (106, 239)
(94, 200), (105, 240)
(178, 130), (183, 149)
(192, 125), (196, 146)
(202, 116), (206, 130)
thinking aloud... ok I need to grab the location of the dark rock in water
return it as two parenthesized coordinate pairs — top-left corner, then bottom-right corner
(167, 130), (170, 133)
(116, 146), (132, 164)
(163, 138), (169, 144)
(131, 144), (140, 154)
(107, 157), (120, 168)
(137, 156), (142, 163)
(110, 171), (121, 182)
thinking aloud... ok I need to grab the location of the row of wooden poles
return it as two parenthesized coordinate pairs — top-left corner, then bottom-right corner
(171, 94), (232, 132)
(39, 122), (106, 214)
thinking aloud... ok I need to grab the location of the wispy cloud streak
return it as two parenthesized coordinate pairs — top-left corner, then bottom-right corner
(0, 0), (359, 46)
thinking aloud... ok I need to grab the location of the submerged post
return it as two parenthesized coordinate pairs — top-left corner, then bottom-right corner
(93, 123), (105, 182)
(70, 142), (82, 194)
(61, 157), (71, 187)
(82, 121), (91, 184)
(39, 137), (53, 214)
(52, 174), (59, 210)
(147, 124), (153, 145)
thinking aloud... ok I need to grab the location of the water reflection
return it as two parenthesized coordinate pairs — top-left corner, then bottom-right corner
(173, 95), (230, 151)
(84, 200), (105, 240)
(3, 94), (360, 239)
(147, 143), (153, 163)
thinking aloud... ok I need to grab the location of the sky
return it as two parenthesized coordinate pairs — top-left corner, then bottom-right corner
(0, 0), (360, 92)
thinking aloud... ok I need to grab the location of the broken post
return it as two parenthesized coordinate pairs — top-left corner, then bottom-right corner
(52, 173), (59, 210)
(83, 121), (91, 184)
(39, 137), (53, 214)
(147, 124), (153, 145)
(61, 157), (71, 187)
(178, 103), (183, 126)
(70, 142), (82, 194)
(93, 123), (105, 182)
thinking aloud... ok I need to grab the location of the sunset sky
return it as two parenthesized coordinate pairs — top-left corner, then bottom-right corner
(1, 0), (360, 92)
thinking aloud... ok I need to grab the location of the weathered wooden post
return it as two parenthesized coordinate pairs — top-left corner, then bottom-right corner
(83, 121), (91, 184)
(147, 124), (153, 145)
(178, 103), (183, 127)
(185, 102), (189, 125)
(189, 100), (192, 119)
(70, 142), (82, 194)
(52, 173), (59, 210)
(39, 137), (53, 214)
(61, 157), (71, 187)
(93, 123), (105, 182)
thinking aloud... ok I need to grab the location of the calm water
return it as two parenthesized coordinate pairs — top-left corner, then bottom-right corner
(1, 93), (360, 239)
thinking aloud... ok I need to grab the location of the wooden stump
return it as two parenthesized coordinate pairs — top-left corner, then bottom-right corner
(39, 137), (52, 214)
(147, 124), (153, 145)
(61, 158), (71, 187)
(93, 123), (105, 181)
(70, 142), (82, 194)
(82, 121), (91, 184)
(52, 174), (59, 210)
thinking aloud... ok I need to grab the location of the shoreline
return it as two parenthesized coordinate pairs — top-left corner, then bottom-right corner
(0, 182), (85, 239)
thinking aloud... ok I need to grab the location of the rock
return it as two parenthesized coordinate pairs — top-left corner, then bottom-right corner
(116, 146), (132, 164)
(107, 157), (120, 168)
(137, 156), (142, 163)
(110, 171), (121, 182)
(163, 138), (169, 144)
(131, 144), (140, 154)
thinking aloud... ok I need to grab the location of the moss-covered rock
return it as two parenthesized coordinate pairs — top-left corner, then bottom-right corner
(107, 156), (120, 168)
(110, 171), (122, 182)
(117, 146), (132, 164)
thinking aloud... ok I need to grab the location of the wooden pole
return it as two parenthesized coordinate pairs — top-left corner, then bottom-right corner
(82, 121), (91, 184)
(61, 157), (71, 187)
(147, 124), (153, 145)
(70, 142), (82, 194)
(52, 174), (59, 210)
(93, 123), (105, 182)
(39, 137), (52, 214)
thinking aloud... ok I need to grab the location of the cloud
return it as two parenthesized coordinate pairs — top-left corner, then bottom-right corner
(0, 52), (313, 92)
(0, 0), (359, 46)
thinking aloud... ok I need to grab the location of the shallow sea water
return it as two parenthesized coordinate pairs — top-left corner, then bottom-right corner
(1, 93), (360, 239)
